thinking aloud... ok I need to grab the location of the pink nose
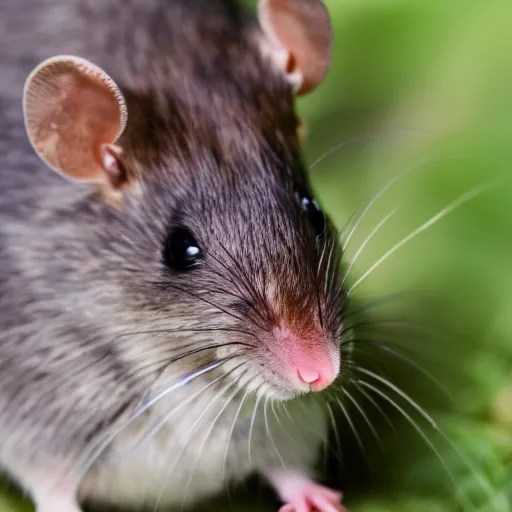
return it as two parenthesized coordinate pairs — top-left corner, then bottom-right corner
(296, 366), (335, 391)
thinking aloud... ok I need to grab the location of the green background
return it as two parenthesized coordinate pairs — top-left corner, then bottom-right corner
(2, 0), (512, 510)
(298, 0), (512, 510)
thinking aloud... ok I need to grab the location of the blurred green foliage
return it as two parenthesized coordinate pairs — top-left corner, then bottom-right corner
(297, 0), (512, 510)
(3, 1), (512, 511)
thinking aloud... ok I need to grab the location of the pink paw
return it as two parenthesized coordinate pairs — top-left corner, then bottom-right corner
(271, 472), (347, 512)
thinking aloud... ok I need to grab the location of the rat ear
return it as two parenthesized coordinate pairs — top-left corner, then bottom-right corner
(258, 0), (333, 95)
(23, 55), (128, 189)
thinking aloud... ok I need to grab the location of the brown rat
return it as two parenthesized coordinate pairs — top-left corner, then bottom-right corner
(0, 1), (347, 511)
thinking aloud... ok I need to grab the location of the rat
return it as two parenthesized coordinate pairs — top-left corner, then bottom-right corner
(0, 1), (347, 511)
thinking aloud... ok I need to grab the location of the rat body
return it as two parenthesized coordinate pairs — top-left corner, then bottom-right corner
(0, 1), (346, 511)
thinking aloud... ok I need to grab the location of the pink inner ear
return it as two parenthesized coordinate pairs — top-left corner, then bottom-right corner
(262, 0), (332, 94)
(24, 60), (124, 182)
(57, 73), (122, 178)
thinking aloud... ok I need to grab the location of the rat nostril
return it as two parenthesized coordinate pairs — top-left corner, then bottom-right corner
(297, 368), (321, 385)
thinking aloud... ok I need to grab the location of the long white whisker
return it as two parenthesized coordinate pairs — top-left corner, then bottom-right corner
(294, 400), (332, 459)
(342, 174), (402, 252)
(348, 181), (501, 295)
(271, 400), (282, 427)
(264, 396), (286, 470)
(247, 391), (263, 465)
(352, 381), (395, 433)
(317, 235), (329, 278)
(341, 208), (399, 287)
(271, 401), (307, 458)
(343, 387), (383, 450)
(326, 401), (343, 464)
(356, 379), (475, 512)
(354, 367), (437, 429)
(349, 341), (451, 399)
(76, 359), (227, 483)
(309, 128), (435, 171)
(155, 372), (244, 512)
(221, 387), (252, 484)
(281, 401), (295, 424)
(323, 237), (337, 297)
(178, 381), (245, 512)
(130, 361), (240, 457)
(334, 395), (369, 467)
(355, 368), (496, 501)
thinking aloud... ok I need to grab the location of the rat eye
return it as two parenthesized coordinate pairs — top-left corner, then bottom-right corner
(300, 194), (326, 237)
(163, 228), (202, 272)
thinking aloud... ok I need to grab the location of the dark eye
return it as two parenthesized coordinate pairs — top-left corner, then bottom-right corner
(301, 194), (326, 237)
(163, 228), (202, 272)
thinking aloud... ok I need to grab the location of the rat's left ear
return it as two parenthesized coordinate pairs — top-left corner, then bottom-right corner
(23, 55), (128, 200)
(258, 0), (333, 95)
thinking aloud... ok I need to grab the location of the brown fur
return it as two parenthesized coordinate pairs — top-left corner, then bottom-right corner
(0, 0), (344, 510)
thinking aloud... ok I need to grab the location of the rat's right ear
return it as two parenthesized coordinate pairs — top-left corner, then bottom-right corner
(23, 56), (128, 191)
(258, 0), (333, 95)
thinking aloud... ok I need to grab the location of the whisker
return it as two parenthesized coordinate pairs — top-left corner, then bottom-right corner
(325, 401), (343, 466)
(356, 379), (475, 511)
(205, 265), (269, 331)
(347, 340), (450, 399)
(333, 395), (370, 468)
(342, 173), (402, 252)
(348, 180), (504, 295)
(341, 290), (426, 320)
(271, 399), (283, 429)
(264, 396), (286, 470)
(309, 128), (436, 171)
(353, 367), (437, 429)
(292, 399), (338, 465)
(76, 358), (230, 484)
(351, 381), (396, 433)
(270, 401), (309, 460)
(247, 390), (263, 465)
(354, 366), (497, 502)
(281, 401), (295, 424)
(221, 387), (252, 484)
(116, 325), (257, 341)
(437, 429), (497, 503)
(340, 318), (437, 338)
(317, 232), (330, 277)
(328, 241), (342, 299)
(215, 241), (272, 324)
(323, 236), (337, 298)
(342, 386), (383, 450)
(130, 341), (254, 394)
(130, 361), (244, 457)
(154, 371), (245, 512)
(155, 281), (251, 327)
(341, 208), (399, 287)
(176, 372), (249, 512)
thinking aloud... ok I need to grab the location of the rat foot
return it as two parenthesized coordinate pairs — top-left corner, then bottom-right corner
(268, 470), (347, 512)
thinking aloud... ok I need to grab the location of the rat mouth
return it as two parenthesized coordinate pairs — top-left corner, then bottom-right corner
(213, 324), (341, 400)
(217, 353), (341, 402)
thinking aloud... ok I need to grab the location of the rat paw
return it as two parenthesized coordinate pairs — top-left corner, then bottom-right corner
(271, 472), (347, 512)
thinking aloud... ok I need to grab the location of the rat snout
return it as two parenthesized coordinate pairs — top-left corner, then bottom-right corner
(291, 349), (339, 392)
(272, 326), (340, 393)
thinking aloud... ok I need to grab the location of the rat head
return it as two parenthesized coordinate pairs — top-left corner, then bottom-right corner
(22, 0), (342, 400)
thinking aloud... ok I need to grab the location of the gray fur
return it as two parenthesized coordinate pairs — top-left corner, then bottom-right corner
(0, 0), (343, 509)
